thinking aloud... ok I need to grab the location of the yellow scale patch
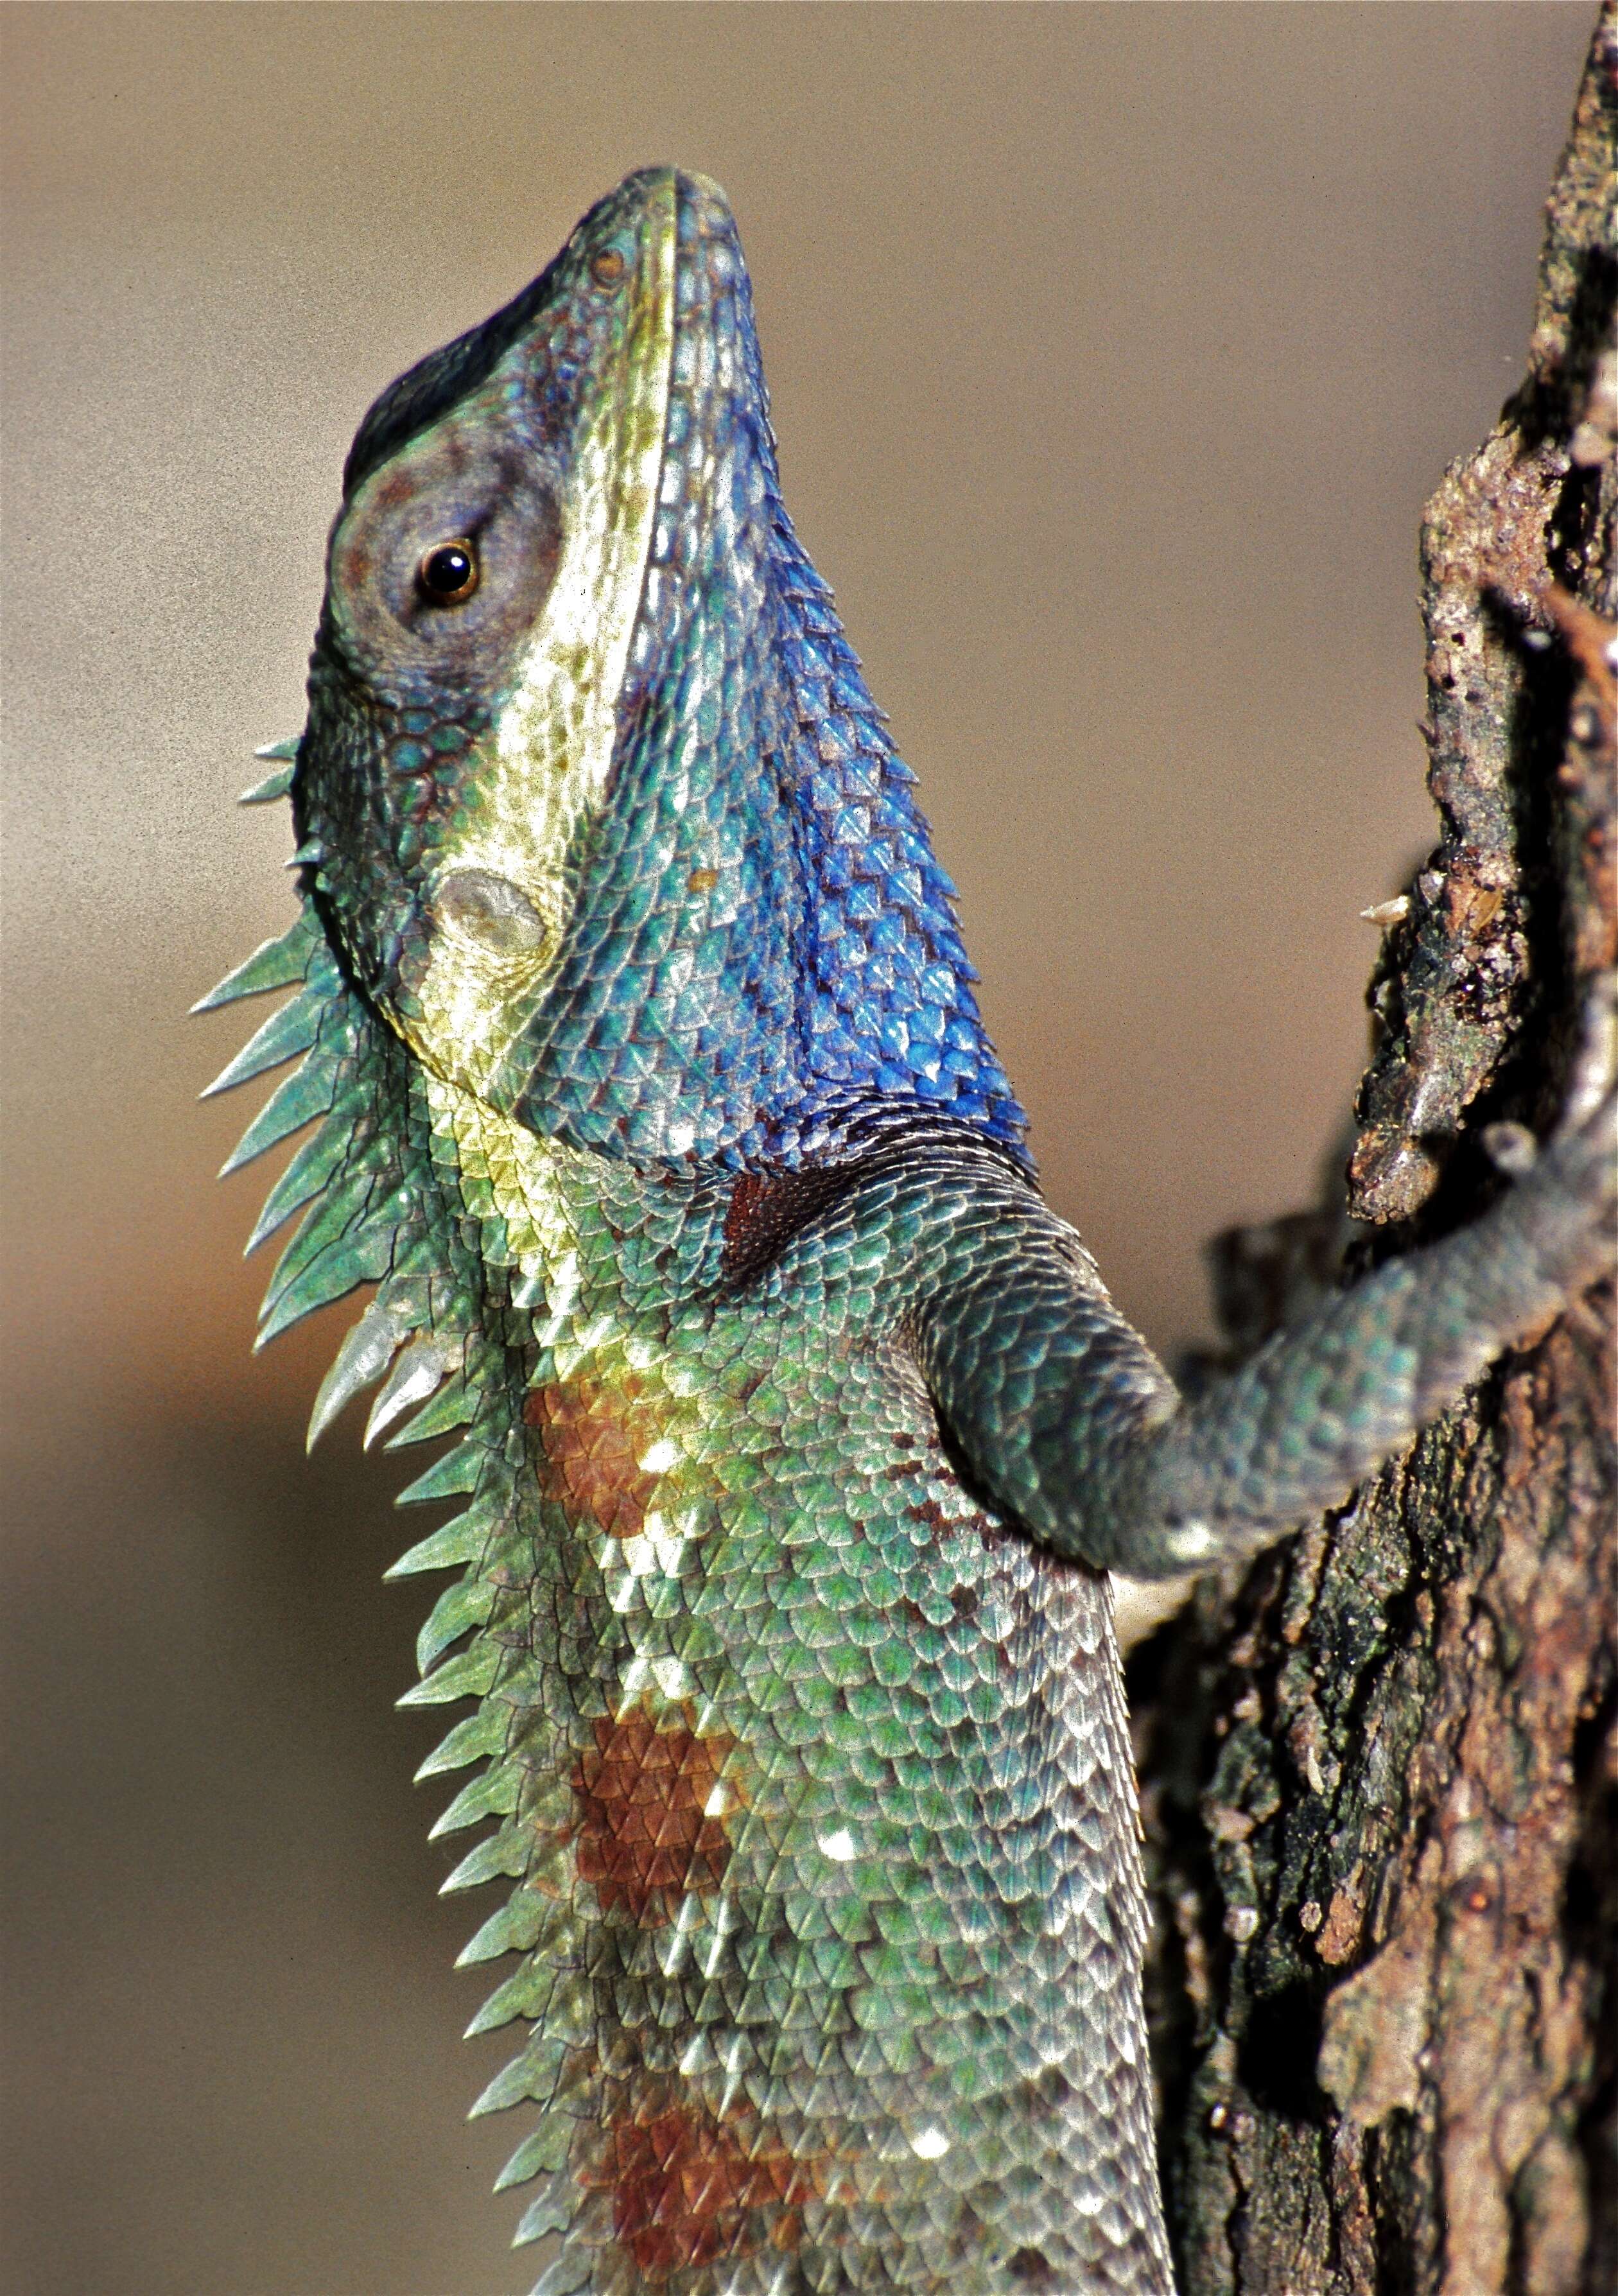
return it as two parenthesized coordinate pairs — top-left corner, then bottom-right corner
(406, 180), (679, 1101)
(426, 1070), (720, 1728)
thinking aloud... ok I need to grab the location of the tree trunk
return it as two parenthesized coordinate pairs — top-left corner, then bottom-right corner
(1135, 15), (1617, 2295)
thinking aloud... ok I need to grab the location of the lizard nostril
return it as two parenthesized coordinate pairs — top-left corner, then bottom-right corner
(590, 247), (627, 288)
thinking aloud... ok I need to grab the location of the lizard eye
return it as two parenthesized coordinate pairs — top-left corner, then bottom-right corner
(417, 540), (478, 604)
(329, 436), (561, 689)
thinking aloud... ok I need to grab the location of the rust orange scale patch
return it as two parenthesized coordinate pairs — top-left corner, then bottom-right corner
(582, 2093), (815, 2278)
(573, 1703), (741, 1926)
(524, 1371), (670, 1539)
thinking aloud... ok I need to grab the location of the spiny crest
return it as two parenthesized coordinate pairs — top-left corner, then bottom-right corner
(199, 769), (463, 1366)
(202, 758), (592, 2256)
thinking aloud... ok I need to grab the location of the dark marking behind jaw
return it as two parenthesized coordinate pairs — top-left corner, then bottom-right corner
(720, 1165), (862, 1286)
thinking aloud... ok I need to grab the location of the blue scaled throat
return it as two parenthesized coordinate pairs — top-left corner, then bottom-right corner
(200, 168), (1615, 2296)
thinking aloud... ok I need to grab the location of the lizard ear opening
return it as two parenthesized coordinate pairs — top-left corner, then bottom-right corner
(431, 868), (551, 961)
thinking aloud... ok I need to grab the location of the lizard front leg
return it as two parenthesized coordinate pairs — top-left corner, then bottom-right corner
(916, 1090), (1615, 1581)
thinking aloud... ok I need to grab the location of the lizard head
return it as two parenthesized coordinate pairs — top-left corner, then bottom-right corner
(297, 170), (1027, 1169)
(298, 166), (679, 1106)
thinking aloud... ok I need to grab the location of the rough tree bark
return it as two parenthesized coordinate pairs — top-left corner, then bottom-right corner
(1135, 15), (1617, 2296)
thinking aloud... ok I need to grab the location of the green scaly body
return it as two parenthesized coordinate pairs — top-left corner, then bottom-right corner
(203, 170), (1615, 2295)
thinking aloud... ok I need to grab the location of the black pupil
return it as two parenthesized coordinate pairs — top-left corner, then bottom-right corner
(421, 541), (474, 599)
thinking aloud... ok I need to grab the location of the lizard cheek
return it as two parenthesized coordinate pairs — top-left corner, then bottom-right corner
(432, 867), (552, 961)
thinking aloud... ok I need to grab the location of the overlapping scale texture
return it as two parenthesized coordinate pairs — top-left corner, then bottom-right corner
(207, 889), (1169, 2292)
(207, 166), (1170, 2296)
(498, 176), (1028, 1173)
(213, 161), (1616, 2296)
(417, 1113), (1167, 2296)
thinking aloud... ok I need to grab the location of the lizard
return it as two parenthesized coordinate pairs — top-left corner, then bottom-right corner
(198, 168), (1616, 2296)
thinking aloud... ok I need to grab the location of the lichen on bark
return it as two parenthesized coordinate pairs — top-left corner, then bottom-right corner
(1135, 14), (1617, 2295)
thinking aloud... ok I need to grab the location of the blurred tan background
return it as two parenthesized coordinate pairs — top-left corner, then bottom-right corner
(3, 5), (1598, 2292)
